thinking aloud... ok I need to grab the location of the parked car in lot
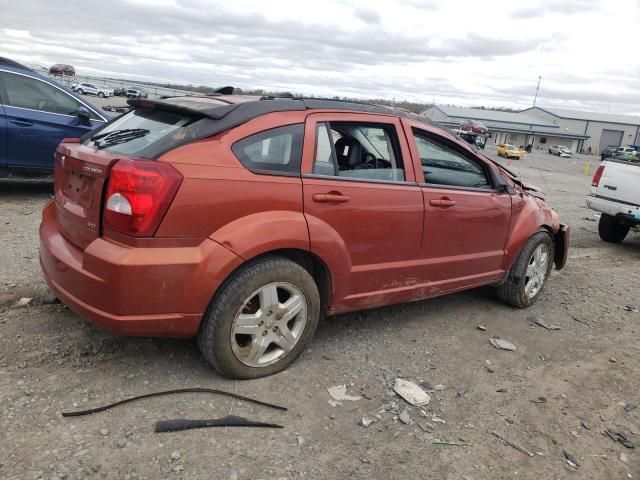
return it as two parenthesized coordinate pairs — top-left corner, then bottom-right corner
(601, 145), (618, 161)
(616, 146), (637, 156)
(39, 95), (568, 378)
(548, 145), (572, 157)
(49, 64), (75, 76)
(0, 57), (108, 175)
(587, 158), (639, 243)
(113, 87), (127, 96)
(459, 119), (488, 135)
(126, 87), (148, 98)
(75, 83), (113, 98)
(497, 144), (525, 159)
(613, 147), (639, 162)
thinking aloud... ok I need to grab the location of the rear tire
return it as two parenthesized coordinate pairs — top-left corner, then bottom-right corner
(497, 231), (554, 309)
(197, 256), (320, 379)
(598, 214), (629, 243)
(98, 92), (104, 98)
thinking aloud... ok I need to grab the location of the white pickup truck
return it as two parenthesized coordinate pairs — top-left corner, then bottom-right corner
(587, 159), (640, 243)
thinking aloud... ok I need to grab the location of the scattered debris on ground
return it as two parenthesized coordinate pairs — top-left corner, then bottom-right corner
(490, 338), (516, 351)
(530, 396), (547, 404)
(491, 431), (534, 457)
(527, 316), (562, 330)
(604, 427), (636, 449)
(327, 384), (361, 402)
(393, 378), (431, 406)
(398, 408), (412, 425)
(624, 303), (638, 313)
(16, 297), (32, 307)
(563, 450), (579, 469)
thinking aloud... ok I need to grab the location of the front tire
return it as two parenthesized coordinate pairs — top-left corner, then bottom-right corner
(497, 231), (554, 308)
(197, 256), (320, 379)
(598, 214), (629, 243)
(98, 92), (104, 98)
(77, 89), (84, 95)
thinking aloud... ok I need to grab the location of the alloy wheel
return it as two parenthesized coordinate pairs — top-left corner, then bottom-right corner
(230, 282), (307, 367)
(524, 244), (549, 298)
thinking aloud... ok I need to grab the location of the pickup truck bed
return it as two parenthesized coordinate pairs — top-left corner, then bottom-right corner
(586, 159), (640, 243)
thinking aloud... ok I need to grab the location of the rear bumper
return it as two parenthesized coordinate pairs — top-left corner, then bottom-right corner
(39, 201), (243, 337)
(554, 224), (570, 270)
(586, 194), (640, 222)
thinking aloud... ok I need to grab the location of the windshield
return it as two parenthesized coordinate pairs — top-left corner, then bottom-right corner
(82, 107), (204, 157)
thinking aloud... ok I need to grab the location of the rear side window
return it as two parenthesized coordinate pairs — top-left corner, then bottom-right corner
(82, 107), (208, 158)
(232, 124), (304, 175)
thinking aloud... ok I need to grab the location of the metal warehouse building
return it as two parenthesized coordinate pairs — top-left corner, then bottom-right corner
(421, 105), (640, 154)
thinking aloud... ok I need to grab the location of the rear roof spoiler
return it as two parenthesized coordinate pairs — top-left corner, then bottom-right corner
(127, 96), (436, 128)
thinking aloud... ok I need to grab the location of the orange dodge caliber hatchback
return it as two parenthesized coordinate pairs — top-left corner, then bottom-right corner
(40, 95), (569, 378)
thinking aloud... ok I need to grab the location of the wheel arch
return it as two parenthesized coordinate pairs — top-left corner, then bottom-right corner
(201, 247), (333, 327)
(246, 248), (333, 316)
(500, 223), (555, 284)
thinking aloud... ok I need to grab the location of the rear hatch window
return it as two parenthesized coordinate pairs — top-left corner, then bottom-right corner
(82, 107), (208, 159)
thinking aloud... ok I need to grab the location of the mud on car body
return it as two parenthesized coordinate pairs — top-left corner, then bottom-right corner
(40, 95), (569, 379)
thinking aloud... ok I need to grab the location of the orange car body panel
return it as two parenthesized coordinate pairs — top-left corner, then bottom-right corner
(39, 102), (567, 337)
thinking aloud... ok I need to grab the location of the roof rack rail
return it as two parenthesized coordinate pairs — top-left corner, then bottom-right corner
(260, 92), (294, 100)
(0, 57), (32, 71)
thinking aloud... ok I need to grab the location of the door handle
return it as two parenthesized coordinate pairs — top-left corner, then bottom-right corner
(9, 119), (34, 127)
(312, 192), (350, 203)
(429, 198), (456, 207)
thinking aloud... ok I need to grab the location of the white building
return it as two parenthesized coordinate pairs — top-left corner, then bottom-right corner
(420, 105), (640, 154)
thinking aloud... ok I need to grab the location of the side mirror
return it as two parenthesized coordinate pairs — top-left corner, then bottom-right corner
(498, 183), (515, 195)
(77, 107), (92, 126)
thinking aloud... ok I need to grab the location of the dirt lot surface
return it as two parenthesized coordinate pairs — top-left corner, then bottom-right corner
(1, 147), (638, 480)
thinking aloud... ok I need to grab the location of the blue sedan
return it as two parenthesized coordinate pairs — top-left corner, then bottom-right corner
(0, 57), (110, 176)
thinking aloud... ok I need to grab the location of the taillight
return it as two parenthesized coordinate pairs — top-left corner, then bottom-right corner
(103, 159), (182, 237)
(591, 164), (605, 187)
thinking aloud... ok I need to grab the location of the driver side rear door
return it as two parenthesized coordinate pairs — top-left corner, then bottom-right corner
(0, 71), (104, 171)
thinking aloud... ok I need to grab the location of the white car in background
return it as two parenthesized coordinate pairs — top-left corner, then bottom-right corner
(549, 145), (572, 157)
(99, 85), (114, 96)
(74, 82), (113, 98)
(587, 158), (640, 243)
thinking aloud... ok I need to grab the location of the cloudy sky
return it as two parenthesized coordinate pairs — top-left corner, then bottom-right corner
(2, 0), (639, 114)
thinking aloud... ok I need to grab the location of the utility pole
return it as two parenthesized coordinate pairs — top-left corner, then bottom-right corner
(533, 76), (542, 107)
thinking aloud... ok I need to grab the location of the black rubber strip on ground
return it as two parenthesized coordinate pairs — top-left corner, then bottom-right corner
(154, 415), (284, 432)
(61, 387), (287, 417)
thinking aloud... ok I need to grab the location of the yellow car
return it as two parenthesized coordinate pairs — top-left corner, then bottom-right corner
(497, 144), (525, 159)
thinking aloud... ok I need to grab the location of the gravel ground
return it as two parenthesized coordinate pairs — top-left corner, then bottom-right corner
(0, 146), (639, 480)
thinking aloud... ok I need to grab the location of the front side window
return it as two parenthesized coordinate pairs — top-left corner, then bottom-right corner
(313, 123), (337, 176)
(1, 72), (98, 118)
(311, 121), (405, 182)
(232, 124), (304, 174)
(413, 130), (492, 190)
